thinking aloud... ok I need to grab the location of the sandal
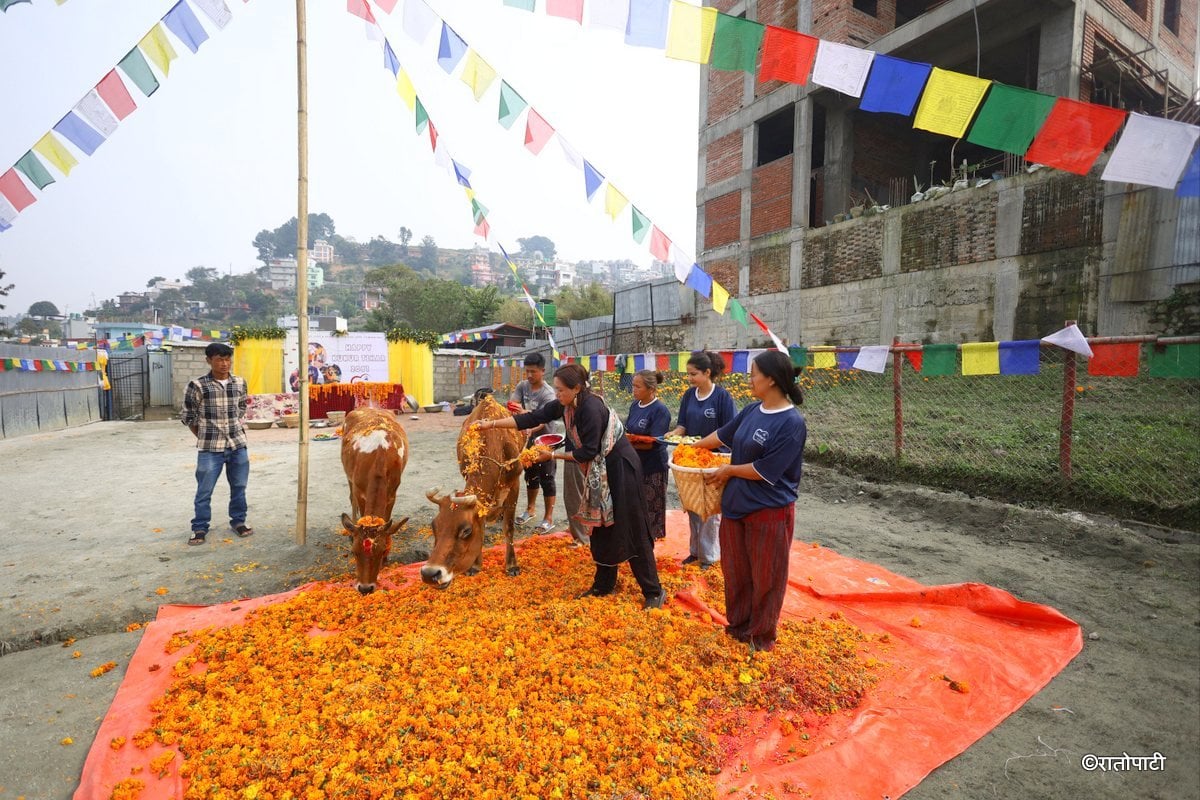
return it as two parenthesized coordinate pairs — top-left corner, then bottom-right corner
(231, 523), (254, 538)
(532, 520), (554, 535)
(188, 531), (207, 546)
(514, 512), (534, 527)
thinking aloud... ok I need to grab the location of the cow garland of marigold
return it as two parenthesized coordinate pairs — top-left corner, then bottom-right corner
(129, 538), (882, 798)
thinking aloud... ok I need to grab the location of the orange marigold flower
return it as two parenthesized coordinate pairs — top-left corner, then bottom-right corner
(110, 736), (127, 750)
(125, 622), (143, 632)
(110, 777), (145, 800)
(671, 445), (731, 469)
(149, 750), (176, 777)
(90, 661), (117, 678)
(154, 587), (168, 596)
(60, 737), (73, 746)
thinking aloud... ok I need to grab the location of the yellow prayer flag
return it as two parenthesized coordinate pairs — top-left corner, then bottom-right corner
(711, 281), (729, 315)
(139, 25), (177, 77)
(33, 132), (77, 176)
(665, 0), (718, 64)
(813, 351), (836, 369)
(961, 342), (1000, 375)
(913, 68), (992, 139)
(464, 187), (475, 202)
(396, 69), (416, 111)
(605, 184), (628, 220)
(459, 51), (497, 102)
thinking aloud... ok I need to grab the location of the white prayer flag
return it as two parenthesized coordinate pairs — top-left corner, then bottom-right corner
(853, 345), (891, 373)
(365, 21), (385, 43)
(191, 0), (232, 29)
(402, 0), (438, 43)
(0, 194), (17, 225)
(588, 0), (628, 30)
(1041, 323), (1093, 358)
(74, 90), (118, 138)
(811, 40), (875, 98)
(745, 349), (766, 372)
(433, 139), (453, 172)
(670, 244), (692, 283)
(557, 135), (584, 172)
(1101, 114), (1200, 190)
(768, 330), (788, 354)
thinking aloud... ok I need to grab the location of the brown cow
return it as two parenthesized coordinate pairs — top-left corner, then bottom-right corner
(420, 394), (524, 588)
(340, 407), (409, 595)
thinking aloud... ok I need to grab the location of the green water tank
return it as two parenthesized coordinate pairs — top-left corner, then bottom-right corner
(536, 299), (557, 327)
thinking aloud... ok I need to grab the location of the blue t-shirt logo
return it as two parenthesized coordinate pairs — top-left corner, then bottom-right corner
(753, 428), (769, 445)
(704, 407), (716, 418)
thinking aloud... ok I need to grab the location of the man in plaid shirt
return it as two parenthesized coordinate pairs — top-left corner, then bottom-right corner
(182, 342), (254, 545)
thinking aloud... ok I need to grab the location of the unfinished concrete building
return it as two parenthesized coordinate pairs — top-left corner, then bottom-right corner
(694, 0), (1198, 346)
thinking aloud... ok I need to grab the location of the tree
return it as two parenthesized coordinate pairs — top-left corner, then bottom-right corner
(251, 212), (338, 265)
(28, 300), (61, 318)
(366, 236), (402, 266)
(554, 283), (612, 323)
(398, 227), (412, 257)
(146, 276), (166, 288)
(0, 268), (12, 312)
(415, 235), (438, 273)
(518, 235), (556, 261)
(464, 285), (503, 327)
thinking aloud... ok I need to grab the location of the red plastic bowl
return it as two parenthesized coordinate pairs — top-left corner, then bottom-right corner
(535, 433), (565, 448)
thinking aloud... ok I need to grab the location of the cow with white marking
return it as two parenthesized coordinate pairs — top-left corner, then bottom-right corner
(340, 407), (409, 595)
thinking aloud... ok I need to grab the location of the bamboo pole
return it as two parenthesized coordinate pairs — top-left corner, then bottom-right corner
(294, 0), (310, 545)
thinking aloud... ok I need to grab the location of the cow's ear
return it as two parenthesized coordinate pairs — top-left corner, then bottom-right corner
(341, 513), (359, 535)
(387, 517), (408, 536)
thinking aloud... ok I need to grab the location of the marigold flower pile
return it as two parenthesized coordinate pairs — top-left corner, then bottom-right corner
(127, 538), (880, 799)
(672, 445), (732, 470)
(518, 444), (551, 468)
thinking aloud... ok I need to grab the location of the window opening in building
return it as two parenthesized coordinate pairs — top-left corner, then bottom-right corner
(755, 105), (795, 166)
(1163, 0), (1180, 33)
(895, 0), (928, 26)
(853, 0), (878, 16)
(1121, 0), (1148, 18)
(811, 104), (826, 170)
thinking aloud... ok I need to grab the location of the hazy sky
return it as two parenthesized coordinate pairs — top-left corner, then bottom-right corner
(0, 0), (700, 317)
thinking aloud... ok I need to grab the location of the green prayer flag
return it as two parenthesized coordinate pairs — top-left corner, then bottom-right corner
(498, 81), (526, 130)
(471, 198), (488, 224)
(921, 344), (958, 376)
(788, 345), (807, 368)
(414, 97), (428, 134)
(631, 206), (651, 244)
(15, 151), (54, 190)
(0, 0), (33, 11)
(117, 47), (160, 97)
(1148, 342), (1200, 378)
(710, 13), (764, 73)
(674, 353), (690, 372)
(966, 83), (1056, 155)
(503, 0), (534, 9)
(729, 299), (748, 327)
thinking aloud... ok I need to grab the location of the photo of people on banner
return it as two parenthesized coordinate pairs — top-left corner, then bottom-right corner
(282, 332), (391, 390)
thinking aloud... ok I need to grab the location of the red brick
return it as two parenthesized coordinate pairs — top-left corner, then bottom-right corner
(705, 257), (740, 292)
(750, 156), (793, 237)
(704, 191), (742, 250)
(705, 131), (742, 184)
(749, 244), (790, 295)
(802, 219), (884, 287)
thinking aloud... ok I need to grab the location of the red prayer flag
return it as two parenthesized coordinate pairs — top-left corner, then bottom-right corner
(474, 217), (490, 239)
(346, 0), (376, 24)
(96, 70), (137, 121)
(546, 0), (583, 23)
(524, 109), (555, 155)
(374, 0), (398, 12)
(656, 353), (670, 371)
(749, 312), (770, 334)
(1025, 98), (1127, 175)
(428, 121), (438, 152)
(1087, 342), (1140, 377)
(904, 349), (922, 372)
(758, 26), (818, 85)
(649, 226), (671, 261)
(0, 168), (36, 212)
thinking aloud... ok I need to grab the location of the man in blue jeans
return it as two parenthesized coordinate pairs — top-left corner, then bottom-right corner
(182, 342), (253, 545)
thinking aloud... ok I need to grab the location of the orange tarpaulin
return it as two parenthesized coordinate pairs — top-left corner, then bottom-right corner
(75, 512), (1080, 799)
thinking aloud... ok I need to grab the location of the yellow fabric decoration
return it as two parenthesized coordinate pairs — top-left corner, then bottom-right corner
(961, 342), (1000, 376)
(605, 184), (628, 220)
(711, 281), (729, 315)
(388, 340), (434, 407)
(139, 25), (178, 77)
(233, 338), (284, 394)
(913, 68), (991, 139)
(33, 132), (78, 176)
(396, 69), (416, 111)
(812, 351), (836, 369)
(459, 51), (497, 101)
(96, 350), (110, 391)
(665, 1), (718, 64)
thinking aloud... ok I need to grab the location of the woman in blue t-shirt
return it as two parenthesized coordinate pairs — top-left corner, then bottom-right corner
(625, 370), (672, 543)
(694, 350), (806, 652)
(669, 351), (737, 569)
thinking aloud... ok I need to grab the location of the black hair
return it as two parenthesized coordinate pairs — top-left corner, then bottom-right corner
(634, 370), (664, 391)
(205, 343), (233, 358)
(687, 350), (725, 380)
(753, 350), (803, 405)
(523, 352), (546, 368)
(554, 363), (591, 400)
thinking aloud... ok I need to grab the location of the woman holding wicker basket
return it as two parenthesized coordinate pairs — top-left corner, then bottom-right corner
(691, 350), (807, 652)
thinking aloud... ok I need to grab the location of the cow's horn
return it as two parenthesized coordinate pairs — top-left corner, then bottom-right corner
(451, 492), (477, 505)
(426, 486), (447, 503)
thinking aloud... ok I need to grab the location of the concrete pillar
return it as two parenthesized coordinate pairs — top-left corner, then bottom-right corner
(822, 101), (855, 221)
(1036, 6), (1081, 99)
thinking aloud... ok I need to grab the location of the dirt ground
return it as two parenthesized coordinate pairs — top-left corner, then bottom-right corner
(0, 414), (1196, 800)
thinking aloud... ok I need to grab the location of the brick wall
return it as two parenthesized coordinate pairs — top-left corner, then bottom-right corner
(704, 191), (742, 249)
(813, 0), (895, 46)
(750, 155), (793, 237)
(1020, 172), (1103, 254)
(852, 111), (919, 206)
(172, 345), (211, 411)
(707, 68), (744, 125)
(705, 131), (742, 185)
(1094, 0), (1152, 40)
(754, 0), (799, 99)
(802, 218), (884, 287)
(1080, 14), (1195, 104)
(748, 243), (791, 295)
(900, 194), (999, 273)
(1158, 0), (1197, 70)
(705, 257), (740, 293)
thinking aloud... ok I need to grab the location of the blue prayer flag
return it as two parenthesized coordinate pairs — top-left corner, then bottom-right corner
(0, 219), (10, 232)
(625, 0), (670, 48)
(162, 1), (209, 54)
(858, 55), (932, 116)
(1177, 145), (1200, 198)
(999, 340), (1041, 375)
(452, 160), (472, 188)
(732, 350), (748, 373)
(583, 160), (604, 202)
(437, 23), (467, 73)
(384, 40), (400, 76)
(684, 265), (712, 298)
(53, 112), (105, 156)
(836, 351), (857, 370)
